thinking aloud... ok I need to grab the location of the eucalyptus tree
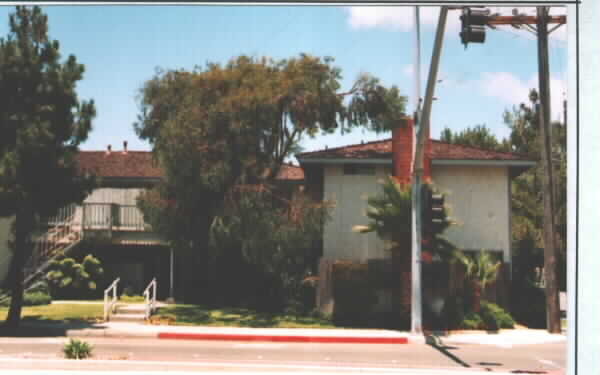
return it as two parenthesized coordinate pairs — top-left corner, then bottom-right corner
(135, 54), (406, 302)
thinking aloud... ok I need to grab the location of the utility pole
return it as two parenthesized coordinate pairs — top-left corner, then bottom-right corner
(536, 6), (561, 334)
(410, 5), (421, 334)
(411, 5), (447, 334)
(459, 5), (564, 334)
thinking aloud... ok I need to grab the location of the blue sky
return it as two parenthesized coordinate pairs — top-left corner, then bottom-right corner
(0, 5), (567, 161)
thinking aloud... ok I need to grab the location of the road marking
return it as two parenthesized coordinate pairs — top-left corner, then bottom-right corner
(537, 358), (564, 369)
(232, 343), (285, 349)
(0, 358), (519, 374)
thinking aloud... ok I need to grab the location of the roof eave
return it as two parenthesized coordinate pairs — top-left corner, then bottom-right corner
(431, 159), (537, 167)
(297, 158), (536, 168)
(297, 158), (391, 165)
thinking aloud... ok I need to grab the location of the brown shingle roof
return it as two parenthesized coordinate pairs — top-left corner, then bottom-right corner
(76, 151), (163, 179)
(296, 139), (533, 162)
(76, 151), (304, 181)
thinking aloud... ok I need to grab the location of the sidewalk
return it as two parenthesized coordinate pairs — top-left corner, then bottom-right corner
(439, 329), (566, 346)
(8, 319), (566, 347)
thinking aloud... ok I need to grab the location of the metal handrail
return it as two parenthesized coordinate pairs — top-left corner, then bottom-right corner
(143, 278), (157, 320)
(103, 277), (120, 322)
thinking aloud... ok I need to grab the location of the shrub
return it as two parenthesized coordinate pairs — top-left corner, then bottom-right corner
(332, 261), (377, 327)
(443, 294), (466, 330)
(46, 253), (104, 300)
(63, 338), (93, 359)
(461, 312), (484, 330)
(23, 291), (52, 306)
(480, 301), (515, 329)
(460, 301), (515, 331)
(0, 281), (52, 307)
(510, 284), (546, 328)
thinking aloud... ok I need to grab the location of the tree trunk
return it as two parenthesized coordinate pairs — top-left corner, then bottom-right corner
(4, 210), (32, 329)
(396, 248), (411, 317)
(471, 280), (481, 313)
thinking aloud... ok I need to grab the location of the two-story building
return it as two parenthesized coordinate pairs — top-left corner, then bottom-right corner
(0, 142), (304, 300)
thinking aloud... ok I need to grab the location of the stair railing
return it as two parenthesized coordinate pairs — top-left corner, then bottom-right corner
(104, 277), (120, 322)
(143, 277), (157, 320)
(23, 204), (82, 286)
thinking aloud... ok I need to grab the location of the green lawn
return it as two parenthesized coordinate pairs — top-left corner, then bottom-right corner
(0, 303), (334, 328)
(152, 305), (335, 329)
(0, 303), (104, 324)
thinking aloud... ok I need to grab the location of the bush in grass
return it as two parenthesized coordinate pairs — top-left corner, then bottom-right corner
(460, 301), (515, 330)
(23, 291), (52, 306)
(331, 261), (377, 327)
(511, 283), (546, 329)
(443, 294), (466, 330)
(46, 253), (104, 300)
(461, 311), (484, 330)
(480, 301), (515, 330)
(0, 281), (52, 307)
(63, 338), (93, 359)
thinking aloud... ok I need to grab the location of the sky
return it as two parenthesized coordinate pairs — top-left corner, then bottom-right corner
(0, 5), (568, 162)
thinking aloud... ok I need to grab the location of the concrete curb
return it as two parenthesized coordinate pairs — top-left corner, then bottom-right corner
(65, 328), (157, 339)
(60, 325), (421, 344)
(157, 331), (410, 344)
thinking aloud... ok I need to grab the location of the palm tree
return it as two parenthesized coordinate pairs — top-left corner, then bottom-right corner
(354, 176), (454, 316)
(454, 250), (501, 313)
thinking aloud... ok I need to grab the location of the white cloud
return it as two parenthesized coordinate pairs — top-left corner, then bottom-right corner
(346, 6), (460, 33)
(479, 71), (566, 120)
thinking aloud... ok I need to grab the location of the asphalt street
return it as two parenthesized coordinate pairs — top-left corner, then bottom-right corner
(0, 337), (566, 374)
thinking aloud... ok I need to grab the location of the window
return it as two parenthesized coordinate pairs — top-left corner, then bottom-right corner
(343, 164), (375, 176)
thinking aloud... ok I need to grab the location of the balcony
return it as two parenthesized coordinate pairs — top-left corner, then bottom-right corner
(81, 203), (150, 232)
(46, 203), (152, 236)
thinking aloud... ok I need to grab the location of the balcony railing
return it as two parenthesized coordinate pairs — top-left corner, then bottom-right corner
(82, 203), (148, 231)
(46, 203), (150, 233)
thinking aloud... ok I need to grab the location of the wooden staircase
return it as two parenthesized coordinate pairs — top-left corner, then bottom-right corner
(23, 204), (83, 286)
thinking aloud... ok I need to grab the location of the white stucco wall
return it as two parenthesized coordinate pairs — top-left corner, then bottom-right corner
(322, 164), (511, 263)
(0, 217), (14, 285)
(84, 188), (144, 205)
(322, 165), (390, 261)
(431, 165), (510, 262)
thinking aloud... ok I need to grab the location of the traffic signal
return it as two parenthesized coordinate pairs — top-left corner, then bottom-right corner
(421, 186), (447, 235)
(430, 193), (446, 233)
(459, 7), (490, 47)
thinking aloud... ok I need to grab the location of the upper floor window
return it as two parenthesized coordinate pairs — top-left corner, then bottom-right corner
(343, 164), (375, 176)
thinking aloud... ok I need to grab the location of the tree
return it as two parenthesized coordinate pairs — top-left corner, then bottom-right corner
(440, 124), (509, 152)
(134, 54), (406, 302)
(210, 188), (330, 311)
(355, 177), (454, 319)
(503, 90), (566, 329)
(0, 6), (95, 327)
(454, 250), (501, 313)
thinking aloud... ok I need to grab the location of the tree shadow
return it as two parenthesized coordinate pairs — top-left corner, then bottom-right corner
(0, 317), (104, 338)
(426, 334), (471, 368)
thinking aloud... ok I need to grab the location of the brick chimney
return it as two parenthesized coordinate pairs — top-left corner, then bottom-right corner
(391, 117), (431, 185)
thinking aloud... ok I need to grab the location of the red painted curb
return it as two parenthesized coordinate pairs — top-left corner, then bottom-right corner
(157, 332), (408, 344)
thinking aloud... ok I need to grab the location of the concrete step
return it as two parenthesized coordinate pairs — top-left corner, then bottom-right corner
(109, 313), (146, 322)
(116, 305), (147, 315)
